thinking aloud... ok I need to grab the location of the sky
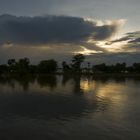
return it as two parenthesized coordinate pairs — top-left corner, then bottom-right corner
(0, 0), (140, 64)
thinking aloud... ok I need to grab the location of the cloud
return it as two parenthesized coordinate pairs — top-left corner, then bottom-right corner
(126, 32), (140, 44)
(0, 14), (123, 45)
(110, 31), (140, 44)
(93, 19), (126, 40)
(109, 36), (130, 44)
(128, 38), (140, 43)
(106, 31), (140, 53)
(74, 46), (103, 55)
(1, 14), (137, 64)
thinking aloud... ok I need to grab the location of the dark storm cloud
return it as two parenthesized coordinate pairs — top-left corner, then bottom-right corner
(0, 14), (120, 45)
(94, 24), (119, 40)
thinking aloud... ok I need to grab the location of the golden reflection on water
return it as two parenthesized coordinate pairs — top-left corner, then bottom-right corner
(0, 76), (140, 121)
(80, 79), (128, 114)
(95, 82), (125, 99)
(80, 78), (125, 100)
(0, 76), (139, 108)
(0, 75), (140, 140)
(80, 79), (96, 92)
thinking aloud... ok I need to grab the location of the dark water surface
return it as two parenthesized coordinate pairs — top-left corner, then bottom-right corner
(0, 75), (140, 140)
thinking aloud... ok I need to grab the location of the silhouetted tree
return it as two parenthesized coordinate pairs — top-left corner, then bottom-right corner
(62, 61), (71, 73)
(87, 62), (90, 69)
(115, 62), (126, 73)
(127, 66), (134, 73)
(92, 63), (107, 73)
(29, 65), (37, 74)
(71, 54), (85, 73)
(92, 63), (126, 73)
(133, 63), (140, 73)
(2, 56), (140, 75)
(16, 58), (30, 74)
(7, 59), (16, 73)
(38, 59), (57, 73)
(8, 59), (16, 66)
(0, 65), (8, 74)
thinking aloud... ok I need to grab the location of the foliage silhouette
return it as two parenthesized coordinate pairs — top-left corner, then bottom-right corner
(38, 59), (57, 74)
(0, 54), (140, 75)
(71, 54), (85, 73)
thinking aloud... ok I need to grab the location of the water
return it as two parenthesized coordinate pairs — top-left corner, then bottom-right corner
(0, 75), (140, 140)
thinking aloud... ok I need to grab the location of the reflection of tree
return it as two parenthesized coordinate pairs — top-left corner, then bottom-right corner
(0, 75), (36, 91)
(37, 75), (57, 90)
(62, 75), (83, 95)
(62, 74), (72, 86)
(73, 76), (83, 95)
(14, 75), (35, 91)
(0, 75), (124, 120)
(0, 75), (57, 91)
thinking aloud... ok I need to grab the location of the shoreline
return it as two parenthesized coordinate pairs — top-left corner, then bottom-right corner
(1, 72), (140, 78)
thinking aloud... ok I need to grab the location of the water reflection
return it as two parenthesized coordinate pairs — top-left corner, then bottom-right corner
(0, 75), (98, 120)
(37, 75), (57, 90)
(0, 75), (140, 139)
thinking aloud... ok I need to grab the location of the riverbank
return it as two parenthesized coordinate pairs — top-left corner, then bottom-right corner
(1, 72), (140, 78)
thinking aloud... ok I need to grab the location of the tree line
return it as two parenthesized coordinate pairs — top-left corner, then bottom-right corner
(0, 54), (140, 75)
